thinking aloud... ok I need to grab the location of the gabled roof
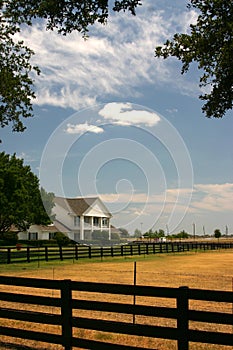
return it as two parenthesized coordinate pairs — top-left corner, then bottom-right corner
(29, 224), (59, 233)
(54, 196), (111, 216)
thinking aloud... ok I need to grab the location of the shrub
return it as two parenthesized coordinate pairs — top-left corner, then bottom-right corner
(0, 231), (18, 245)
(54, 232), (70, 246)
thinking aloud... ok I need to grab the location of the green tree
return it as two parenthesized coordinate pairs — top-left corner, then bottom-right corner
(5, 0), (141, 36)
(155, 0), (233, 118)
(0, 3), (40, 135)
(0, 231), (18, 245)
(214, 228), (221, 240)
(110, 231), (121, 240)
(176, 230), (189, 239)
(2, 0), (231, 130)
(143, 228), (154, 239)
(54, 231), (70, 246)
(154, 229), (165, 238)
(40, 187), (55, 221)
(0, 0), (141, 134)
(118, 227), (130, 238)
(134, 228), (142, 238)
(0, 152), (52, 235)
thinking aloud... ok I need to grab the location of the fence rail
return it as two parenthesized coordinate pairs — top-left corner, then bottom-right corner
(0, 241), (233, 264)
(0, 276), (232, 349)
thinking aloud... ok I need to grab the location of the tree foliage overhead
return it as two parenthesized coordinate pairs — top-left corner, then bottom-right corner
(0, 0), (232, 135)
(0, 2), (40, 133)
(5, 0), (141, 36)
(155, 0), (233, 118)
(0, 152), (54, 234)
(0, 0), (141, 134)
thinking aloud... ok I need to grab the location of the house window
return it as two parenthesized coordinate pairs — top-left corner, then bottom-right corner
(93, 217), (99, 226)
(74, 216), (80, 226)
(49, 232), (55, 240)
(29, 232), (38, 240)
(102, 218), (109, 227)
(84, 216), (90, 224)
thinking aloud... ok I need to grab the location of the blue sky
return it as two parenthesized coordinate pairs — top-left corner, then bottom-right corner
(1, 0), (232, 235)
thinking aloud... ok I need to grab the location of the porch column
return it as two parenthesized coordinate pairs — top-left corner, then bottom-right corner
(80, 216), (84, 240)
(100, 217), (103, 231)
(91, 216), (94, 237)
(108, 219), (111, 240)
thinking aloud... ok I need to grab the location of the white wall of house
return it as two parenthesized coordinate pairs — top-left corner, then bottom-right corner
(18, 225), (50, 240)
(53, 203), (76, 229)
(53, 198), (112, 241)
(18, 231), (27, 240)
(84, 200), (111, 240)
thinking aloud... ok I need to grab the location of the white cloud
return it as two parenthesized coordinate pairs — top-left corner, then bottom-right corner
(15, 3), (200, 110)
(100, 188), (192, 207)
(66, 123), (104, 134)
(16, 152), (37, 162)
(100, 183), (233, 232)
(191, 183), (233, 213)
(99, 183), (233, 215)
(98, 102), (160, 126)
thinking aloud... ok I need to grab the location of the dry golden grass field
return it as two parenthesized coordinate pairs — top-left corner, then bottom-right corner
(0, 249), (232, 350)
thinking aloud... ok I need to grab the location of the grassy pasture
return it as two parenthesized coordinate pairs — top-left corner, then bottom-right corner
(0, 250), (232, 350)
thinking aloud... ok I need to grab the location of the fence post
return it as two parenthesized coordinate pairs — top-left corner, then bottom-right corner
(61, 279), (72, 350)
(7, 248), (11, 264)
(59, 246), (63, 261)
(177, 286), (189, 350)
(100, 246), (103, 259)
(27, 247), (30, 263)
(75, 245), (78, 260)
(45, 246), (48, 262)
(160, 243), (162, 253)
(138, 244), (141, 255)
(153, 243), (156, 254)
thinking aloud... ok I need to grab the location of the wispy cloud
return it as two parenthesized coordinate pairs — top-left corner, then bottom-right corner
(99, 183), (233, 214)
(16, 3), (199, 110)
(98, 102), (160, 126)
(66, 123), (104, 134)
(99, 182), (233, 232)
(16, 152), (38, 162)
(191, 183), (233, 213)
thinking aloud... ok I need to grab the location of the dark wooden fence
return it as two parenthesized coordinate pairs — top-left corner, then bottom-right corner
(0, 241), (233, 264)
(0, 276), (232, 350)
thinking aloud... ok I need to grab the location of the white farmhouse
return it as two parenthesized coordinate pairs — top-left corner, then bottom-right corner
(18, 224), (58, 241)
(53, 196), (112, 241)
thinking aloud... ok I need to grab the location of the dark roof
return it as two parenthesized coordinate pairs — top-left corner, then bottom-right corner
(30, 224), (59, 233)
(54, 196), (99, 215)
(41, 224), (59, 232)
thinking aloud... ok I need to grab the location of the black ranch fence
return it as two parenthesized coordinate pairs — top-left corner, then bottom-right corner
(0, 276), (232, 350)
(1, 241), (233, 264)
